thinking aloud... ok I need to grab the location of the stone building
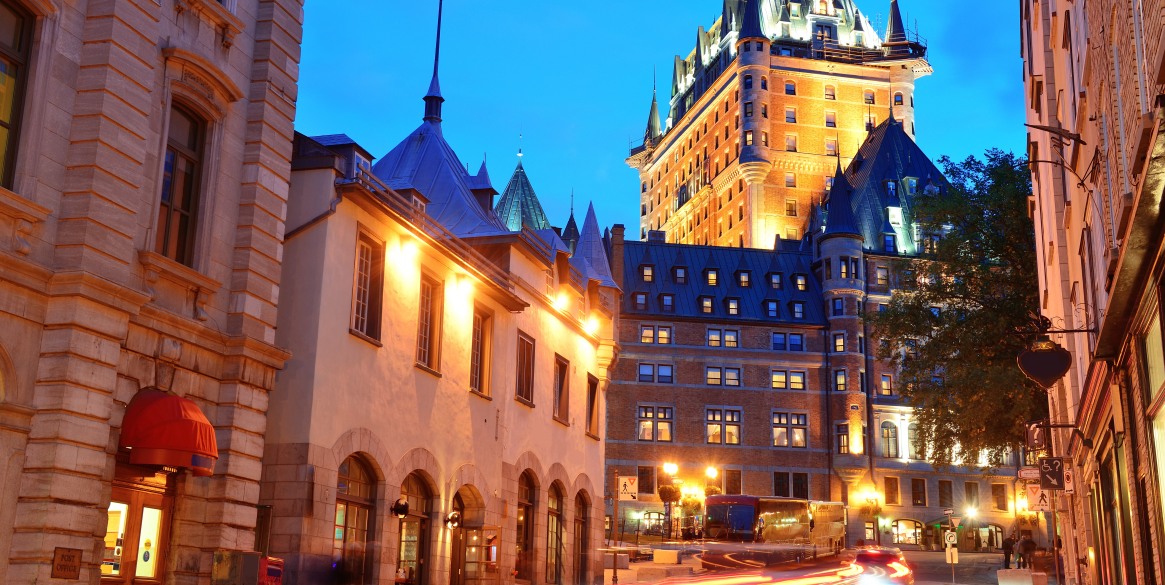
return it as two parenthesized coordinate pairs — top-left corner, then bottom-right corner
(627, 0), (931, 248)
(609, 111), (1018, 550)
(1023, 0), (1165, 583)
(0, 0), (301, 583)
(265, 37), (620, 585)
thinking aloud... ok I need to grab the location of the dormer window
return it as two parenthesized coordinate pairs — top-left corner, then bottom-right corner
(674, 267), (688, 284)
(794, 275), (807, 291)
(906, 178), (918, 194)
(633, 293), (648, 310)
(700, 296), (714, 314)
(792, 302), (805, 319)
(661, 294), (675, 312)
(769, 273), (783, 289)
(706, 269), (719, 286)
(641, 265), (654, 282)
(790, 4), (800, 17)
(854, 32), (864, 46)
(726, 298), (740, 315)
(884, 234), (897, 253)
(765, 300), (779, 318)
(738, 271), (751, 287)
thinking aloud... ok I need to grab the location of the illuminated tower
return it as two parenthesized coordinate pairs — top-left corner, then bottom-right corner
(628, 0), (931, 248)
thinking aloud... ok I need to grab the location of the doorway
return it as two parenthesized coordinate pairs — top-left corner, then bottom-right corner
(102, 468), (173, 584)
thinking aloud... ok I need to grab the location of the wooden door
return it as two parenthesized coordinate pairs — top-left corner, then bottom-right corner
(101, 485), (171, 584)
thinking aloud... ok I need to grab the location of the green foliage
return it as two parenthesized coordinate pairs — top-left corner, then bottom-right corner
(866, 149), (1047, 469)
(704, 485), (722, 497)
(657, 484), (681, 503)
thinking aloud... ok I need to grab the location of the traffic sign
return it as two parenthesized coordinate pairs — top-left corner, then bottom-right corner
(1026, 421), (1047, 449)
(943, 508), (954, 516)
(618, 476), (638, 501)
(944, 531), (958, 545)
(950, 516), (962, 528)
(1040, 457), (1066, 490)
(1027, 484), (1050, 512)
(1018, 467), (1041, 480)
(1064, 468), (1075, 495)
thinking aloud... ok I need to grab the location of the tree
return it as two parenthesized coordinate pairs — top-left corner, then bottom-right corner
(866, 149), (1047, 468)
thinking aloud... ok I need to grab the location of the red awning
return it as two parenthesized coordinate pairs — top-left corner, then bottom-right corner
(118, 389), (218, 476)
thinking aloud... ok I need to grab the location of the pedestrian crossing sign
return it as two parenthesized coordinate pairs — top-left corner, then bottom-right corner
(618, 476), (638, 501)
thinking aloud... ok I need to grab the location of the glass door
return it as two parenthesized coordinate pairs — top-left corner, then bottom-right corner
(102, 486), (169, 584)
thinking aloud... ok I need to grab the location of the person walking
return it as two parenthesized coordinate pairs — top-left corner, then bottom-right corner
(1020, 535), (1037, 570)
(1002, 533), (1016, 569)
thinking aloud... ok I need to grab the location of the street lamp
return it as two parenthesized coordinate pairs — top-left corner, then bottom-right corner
(664, 462), (679, 477)
(857, 488), (882, 546)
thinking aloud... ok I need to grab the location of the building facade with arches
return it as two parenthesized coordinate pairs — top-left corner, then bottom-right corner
(265, 99), (619, 584)
(0, 0), (300, 583)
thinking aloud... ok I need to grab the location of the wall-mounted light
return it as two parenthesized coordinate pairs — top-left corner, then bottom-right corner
(391, 497), (409, 519)
(584, 315), (599, 335)
(445, 511), (461, 529)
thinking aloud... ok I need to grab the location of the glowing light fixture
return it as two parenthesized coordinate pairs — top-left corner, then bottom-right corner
(663, 462), (678, 476)
(705, 466), (718, 480)
(584, 315), (599, 335)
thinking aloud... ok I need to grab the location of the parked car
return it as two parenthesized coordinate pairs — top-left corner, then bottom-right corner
(846, 548), (914, 585)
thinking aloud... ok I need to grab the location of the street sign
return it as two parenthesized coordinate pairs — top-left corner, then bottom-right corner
(1040, 457), (1066, 490)
(943, 508), (954, 516)
(950, 516), (962, 528)
(1026, 420), (1047, 449)
(1064, 468), (1076, 495)
(1018, 467), (1041, 480)
(945, 535), (959, 565)
(618, 476), (638, 501)
(1027, 484), (1050, 512)
(944, 531), (958, 545)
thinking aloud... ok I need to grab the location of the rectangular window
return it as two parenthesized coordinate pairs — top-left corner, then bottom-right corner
(772, 412), (808, 448)
(832, 298), (844, 316)
(825, 111), (836, 128)
(965, 482), (980, 508)
(738, 271), (751, 287)
(785, 81), (796, 95)
(706, 269), (719, 285)
(885, 477), (900, 505)
(836, 424), (849, 454)
(766, 300), (778, 317)
(824, 85), (836, 100)
(912, 478), (927, 506)
(774, 472), (810, 498)
(657, 364), (674, 383)
(586, 376), (599, 436)
(771, 332), (786, 350)
(157, 106), (206, 265)
(706, 367), (723, 386)
(745, 102), (754, 117)
(516, 332), (535, 403)
(674, 267), (688, 283)
(785, 172), (797, 188)
(726, 298), (740, 315)
(992, 483), (1008, 511)
(470, 308), (491, 395)
(638, 363), (655, 383)
(789, 371), (806, 390)
(725, 470), (742, 495)
(794, 275), (807, 290)
(834, 333), (845, 353)
(771, 370), (787, 389)
(792, 302), (805, 319)
(761, 131), (769, 147)
(707, 329), (722, 347)
(351, 233), (385, 339)
(637, 466), (655, 494)
(938, 480), (953, 508)
(661, 294), (675, 312)
(641, 265), (654, 282)
(724, 329), (739, 347)
(770, 273), (782, 289)
(633, 292), (647, 310)
(701, 297), (713, 313)
(637, 405), (674, 442)
(825, 137), (838, 156)
(657, 326), (672, 344)
(785, 198), (797, 216)
(706, 408), (742, 444)
(724, 368), (741, 386)
(789, 333), (804, 351)
(785, 135), (797, 152)
(876, 266), (889, 285)
(761, 104), (768, 118)
(553, 355), (569, 421)
(416, 276), (443, 370)
(834, 370), (847, 391)
(785, 107), (796, 123)
(880, 374), (893, 396)
(640, 325), (656, 344)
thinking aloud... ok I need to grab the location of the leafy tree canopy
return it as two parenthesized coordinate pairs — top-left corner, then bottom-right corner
(866, 149), (1046, 469)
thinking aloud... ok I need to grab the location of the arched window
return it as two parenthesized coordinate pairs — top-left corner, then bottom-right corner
(0, 0), (31, 188)
(881, 421), (899, 458)
(760, 76), (767, 90)
(784, 81), (796, 96)
(334, 456), (375, 584)
(573, 493), (590, 585)
(546, 484), (564, 584)
(894, 92), (904, 105)
(892, 519), (923, 545)
(398, 472), (432, 585)
(908, 423), (922, 459)
(516, 471), (537, 580)
(156, 104), (206, 265)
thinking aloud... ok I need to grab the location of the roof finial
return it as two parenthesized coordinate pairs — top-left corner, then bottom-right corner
(570, 189), (575, 214)
(422, 0), (445, 124)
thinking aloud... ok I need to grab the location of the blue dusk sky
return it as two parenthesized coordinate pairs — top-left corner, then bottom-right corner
(294, 0), (1025, 237)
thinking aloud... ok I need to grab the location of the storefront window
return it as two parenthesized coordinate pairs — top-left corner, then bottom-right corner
(334, 456), (374, 584)
(546, 484), (564, 584)
(399, 472), (432, 585)
(516, 472), (536, 580)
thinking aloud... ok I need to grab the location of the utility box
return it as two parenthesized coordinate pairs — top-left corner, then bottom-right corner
(212, 550), (262, 585)
(259, 557), (284, 585)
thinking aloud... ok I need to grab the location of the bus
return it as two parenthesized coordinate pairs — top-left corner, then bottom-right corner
(701, 495), (847, 569)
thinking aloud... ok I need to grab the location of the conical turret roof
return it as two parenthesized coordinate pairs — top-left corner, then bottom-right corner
(823, 159), (861, 238)
(494, 158), (552, 232)
(739, 0), (766, 40)
(571, 203), (618, 289)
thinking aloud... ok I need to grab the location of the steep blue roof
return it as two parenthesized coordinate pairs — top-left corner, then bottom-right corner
(823, 160), (861, 239)
(571, 203), (617, 288)
(494, 160), (552, 232)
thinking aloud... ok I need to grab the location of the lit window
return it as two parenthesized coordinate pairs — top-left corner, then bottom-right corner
(789, 371), (806, 390)
(834, 333), (845, 352)
(0, 2), (31, 188)
(724, 368), (741, 386)
(351, 232), (385, 340)
(706, 269), (719, 285)
(724, 330), (739, 347)
(700, 296), (713, 313)
(836, 424), (850, 454)
(416, 275), (443, 370)
(744, 130), (754, 146)
(738, 271), (751, 286)
(770, 273), (782, 289)
(785, 198), (797, 216)
(707, 329), (722, 347)
(658, 326), (672, 344)
(641, 265), (654, 282)
(881, 421), (900, 458)
(835, 369), (847, 391)
(640, 325), (655, 343)
(773, 412), (808, 448)
(881, 374), (893, 396)
(785, 135), (798, 152)
(794, 275), (807, 290)
(638, 405), (674, 441)
(706, 367), (723, 385)
(762, 132), (769, 146)
(707, 408), (742, 444)
(876, 266), (889, 285)
(771, 370), (787, 389)
(726, 298), (740, 315)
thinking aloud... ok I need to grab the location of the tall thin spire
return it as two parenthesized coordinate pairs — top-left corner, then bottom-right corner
(422, 0), (445, 124)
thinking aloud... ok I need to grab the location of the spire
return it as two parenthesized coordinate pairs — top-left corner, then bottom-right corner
(739, 0), (766, 40)
(517, 133), (524, 168)
(494, 157), (551, 232)
(422, 0), (445, 124)
(823, 159), (861, 239)
(645, 80), (662, 143)
(885, 0), (906, 44)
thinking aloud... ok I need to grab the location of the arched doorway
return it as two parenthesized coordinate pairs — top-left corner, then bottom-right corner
(515, 471), (537, 580)
(572, 492), (590, 585)
(449, 485), (494, 585)
(333, 455), (376, 584)
(546, 483), (564, 585)
(398, 472), (433, 585)
(891, 519), (923, 545)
